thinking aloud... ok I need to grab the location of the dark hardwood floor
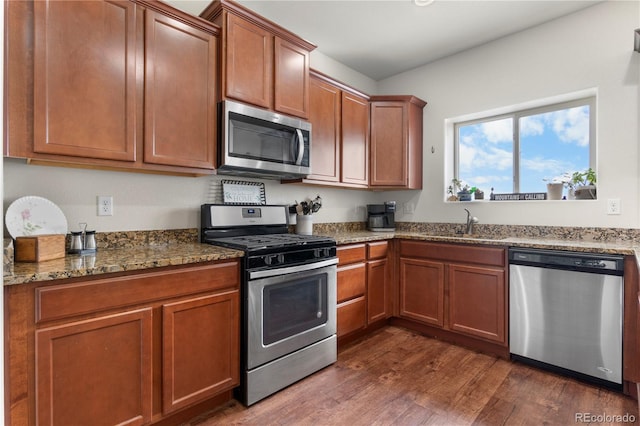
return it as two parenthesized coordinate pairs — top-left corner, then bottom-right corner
(184, 326), (638, 425)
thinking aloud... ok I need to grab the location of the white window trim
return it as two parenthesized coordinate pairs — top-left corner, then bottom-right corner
(446, 88), (597, 199)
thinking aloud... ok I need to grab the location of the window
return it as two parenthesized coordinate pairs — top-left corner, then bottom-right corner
(454, 97), (595, 196)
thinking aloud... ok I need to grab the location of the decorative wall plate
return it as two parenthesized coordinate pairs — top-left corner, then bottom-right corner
(221, 180), (266, 205)
(5, 196), (68, 238)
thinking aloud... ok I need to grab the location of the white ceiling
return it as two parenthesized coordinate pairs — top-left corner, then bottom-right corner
(164, 0), (602, 81)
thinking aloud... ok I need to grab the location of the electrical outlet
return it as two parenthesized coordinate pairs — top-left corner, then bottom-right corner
(607, 198), (621, 215)
(97, 196), (113, 216)
(403, 202), (415, 214)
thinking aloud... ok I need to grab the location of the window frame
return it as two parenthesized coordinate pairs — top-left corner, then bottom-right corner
(453, 96), (596, 194)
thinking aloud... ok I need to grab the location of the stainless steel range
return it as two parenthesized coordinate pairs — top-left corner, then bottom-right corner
(201, 204), (337, 406)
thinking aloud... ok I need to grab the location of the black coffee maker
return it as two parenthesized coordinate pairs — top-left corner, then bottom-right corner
(367, 201), (396, 231)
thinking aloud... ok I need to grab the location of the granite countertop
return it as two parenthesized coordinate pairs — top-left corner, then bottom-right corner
(320, 229), (639, 256)
(3, 243), (244, 286)
(5, 226), (640, 286)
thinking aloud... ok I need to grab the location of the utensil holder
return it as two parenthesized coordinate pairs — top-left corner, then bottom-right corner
(296, 215), (313, 235)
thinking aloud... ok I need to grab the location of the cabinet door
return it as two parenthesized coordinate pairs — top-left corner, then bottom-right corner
(33, 0), (137, 161)
(367, 258), (388, 324)
(337, 262), (366, 303)
(162, 291), (240, 414)
(370, 101), (408, 187)
(225, 13), (272, 109)
(144, 10), (217, 169)
(274, 37), (310, 118)
(337, 296), (366, 337)
(448, 264), (506, 344)
(36, 308), (153, 426)
(307, 75), (340, 182)
(399, 258), (445, 327)
(341, 92), (369, 186)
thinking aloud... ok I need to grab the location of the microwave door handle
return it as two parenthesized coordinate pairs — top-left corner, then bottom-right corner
(294, 129), (304, 165)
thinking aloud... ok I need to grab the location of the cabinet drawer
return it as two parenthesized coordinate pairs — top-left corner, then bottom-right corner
(337, 296), (366, 337)
(399, 240), (505, 267)
(367, 241), (388, 260)
(337, 244), (366, 265)
(337, 263), (366, 302)
(36, 261), (240, 323)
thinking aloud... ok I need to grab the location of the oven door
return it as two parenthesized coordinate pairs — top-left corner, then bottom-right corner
(246, 259), (337, 370)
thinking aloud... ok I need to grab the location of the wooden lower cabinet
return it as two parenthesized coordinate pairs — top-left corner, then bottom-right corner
(338, 297), (367, 337)
(398, 240), (507, 347)
(367, 258), (388, 324)
(399, 258), (445, 327)
(337, 241), (390, 341)
(6, 260), (241, 426)
(162, 291), (239, 414)
(448, 264), (506, 343)
(36, 309), (154, 426)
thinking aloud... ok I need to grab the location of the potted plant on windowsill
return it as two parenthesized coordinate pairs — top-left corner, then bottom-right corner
(471, 187), (484, 200)
(543, 177), (565, 200)
(457, 184), (472, 201)
(571, 168), (597, 199)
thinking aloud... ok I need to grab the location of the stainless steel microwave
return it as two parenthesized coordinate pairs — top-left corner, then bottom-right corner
(218, 100), (311, 179)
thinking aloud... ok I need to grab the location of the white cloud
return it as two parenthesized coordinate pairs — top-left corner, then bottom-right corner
(479, 118), (512, 143)
(520, 156), (577, 179)
(459, 142), (512, 171)
(520, 116), (544, 137)
(551, 106), (590, 147)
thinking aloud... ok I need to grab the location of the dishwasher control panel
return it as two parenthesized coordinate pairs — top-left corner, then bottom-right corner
(509, 248), (624, 275)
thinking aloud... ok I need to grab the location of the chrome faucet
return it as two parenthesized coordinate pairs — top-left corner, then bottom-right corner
(464, 208), (479, 234)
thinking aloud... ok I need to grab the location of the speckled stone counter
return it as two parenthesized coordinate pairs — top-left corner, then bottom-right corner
(6, 223), (640, 286)
(3, 238), (243, 286)
(313, 223), (640, 261)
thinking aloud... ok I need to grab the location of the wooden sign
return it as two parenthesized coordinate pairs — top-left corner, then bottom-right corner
(493, 193), (547, 201)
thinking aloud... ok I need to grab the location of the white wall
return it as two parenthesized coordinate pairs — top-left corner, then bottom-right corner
(3, 159), (373, 232)
(378, 0), (640, 228)
(310, 50), (378, 95)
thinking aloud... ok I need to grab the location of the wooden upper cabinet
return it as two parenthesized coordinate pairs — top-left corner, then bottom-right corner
(341, 91), (369, 186)
(33, 0), (138, 161)
(144, 9), (217, 169)
(274, 37), (310, 118)
(370, 95), (427, 189)
(301, 71), (369, 187)
(202, 0), (316, 118)
(225, 13), (273, 109)
(8, 0), (221, 175)
(306, 75), (341, 182)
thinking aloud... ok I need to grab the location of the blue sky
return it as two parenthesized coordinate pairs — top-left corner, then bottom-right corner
(458, 105), (590, 195)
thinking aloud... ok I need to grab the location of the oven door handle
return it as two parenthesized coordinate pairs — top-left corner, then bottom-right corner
(249, 258), (338, 280)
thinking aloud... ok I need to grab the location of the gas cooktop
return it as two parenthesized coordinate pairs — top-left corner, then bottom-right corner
(208, 233), (336, 251)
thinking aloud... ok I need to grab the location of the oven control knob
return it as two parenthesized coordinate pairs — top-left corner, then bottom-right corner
(264, 255), (275, 266)
(277, 254), (285, 264)
(313, 248), (321, 258)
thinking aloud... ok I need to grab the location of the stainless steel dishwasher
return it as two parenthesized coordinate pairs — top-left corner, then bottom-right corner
(509, 248), (624, 388)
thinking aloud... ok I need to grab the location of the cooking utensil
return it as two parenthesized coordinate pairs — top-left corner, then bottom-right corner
(311, 195), (322, 213)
